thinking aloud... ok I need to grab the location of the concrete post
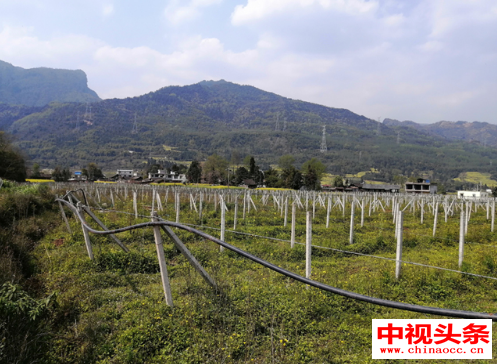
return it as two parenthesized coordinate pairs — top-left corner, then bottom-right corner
(152, 212), (173, 306)
(284, 196), (288, 227)
(492, 199), (495, 233)
(233, 196), (238, 230)
(58, 200), (72, 234)
(326, 196), (331, 229)
(175, 192), (180, 223)
(161, 225), (217, 290)
(459, 210), (465, 269)
(433, 202), (439, 237)
(349, 200), (355, 244)
(78, 203), (93, 260)
(133, 191), (138, 219)
(220, 195), (225, 252)
(395, 210), (403, 280)
(291, 203), (296, 248)
(306, 211), (312, 279)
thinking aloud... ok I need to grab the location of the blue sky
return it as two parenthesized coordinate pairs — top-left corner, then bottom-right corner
(1, 0), (496, 124)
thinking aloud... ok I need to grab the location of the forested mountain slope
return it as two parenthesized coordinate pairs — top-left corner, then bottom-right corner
(1, 80), (497, 185)
(384, 118), (497, 148)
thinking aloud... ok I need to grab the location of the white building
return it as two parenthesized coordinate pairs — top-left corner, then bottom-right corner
(457, 191), (489, 199)
(147, 170), (186, 183)
(117, 169), (134, 178)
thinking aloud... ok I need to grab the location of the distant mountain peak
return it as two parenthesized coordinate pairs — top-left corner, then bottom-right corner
(0, 60), (101, 107)
(198, 79), (229, 87)
(383, 117), (497, 147)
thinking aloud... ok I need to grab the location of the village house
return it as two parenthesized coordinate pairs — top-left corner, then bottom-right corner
(457, 190), (490, 199)
(146, 170), (187, 184)
(405, 178), (437, 194)
(361, 183), (400, 193)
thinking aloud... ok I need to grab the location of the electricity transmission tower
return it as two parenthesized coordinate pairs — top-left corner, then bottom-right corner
(75, 111), (80, 131)
(397, 131), (401, 144)
(132, 113), (138, 134)
(320, 125), (327, 153)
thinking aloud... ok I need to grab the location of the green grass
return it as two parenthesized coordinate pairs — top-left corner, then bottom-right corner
(24, 189), (497, 362)
(454, 172), (497, 187)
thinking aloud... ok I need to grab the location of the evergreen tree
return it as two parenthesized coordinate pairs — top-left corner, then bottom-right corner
(291, 170), (303, 190)
(249, 156), (256, 176)
(303, 165), (319, 190)
(234, 167), (250, 185)
(87, 163), (103, 180)
(187, 160), (202, 183)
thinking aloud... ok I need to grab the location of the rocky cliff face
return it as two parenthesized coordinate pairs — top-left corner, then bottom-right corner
(0, 60), (100, 106)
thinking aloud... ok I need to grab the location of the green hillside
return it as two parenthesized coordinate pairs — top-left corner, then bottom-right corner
(384, 118), (497, 148)
(2, 80), (497, 188)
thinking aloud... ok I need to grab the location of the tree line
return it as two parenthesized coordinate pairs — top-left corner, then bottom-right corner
(186, 154), (326, 190)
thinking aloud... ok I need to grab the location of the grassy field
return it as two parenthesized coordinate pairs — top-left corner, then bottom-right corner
(25, 188), (497, 363)
(26, 178), (55, 183)
(454, 172), (497, 187)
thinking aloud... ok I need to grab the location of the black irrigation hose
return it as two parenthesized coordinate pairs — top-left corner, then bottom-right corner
(56, 198), (497, 321)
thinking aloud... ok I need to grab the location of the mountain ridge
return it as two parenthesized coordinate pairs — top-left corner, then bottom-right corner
(0, 60), (101, 106)
(1, 78), (497, 189)
(383, 118), (497, 147)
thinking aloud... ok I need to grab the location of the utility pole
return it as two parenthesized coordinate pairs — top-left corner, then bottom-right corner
(320, 125), (327, 153)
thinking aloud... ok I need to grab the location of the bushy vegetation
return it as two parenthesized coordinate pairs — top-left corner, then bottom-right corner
(0, 182), (60, 363)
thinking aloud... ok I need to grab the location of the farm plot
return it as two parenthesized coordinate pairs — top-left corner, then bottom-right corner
(40, 184), (497, 363)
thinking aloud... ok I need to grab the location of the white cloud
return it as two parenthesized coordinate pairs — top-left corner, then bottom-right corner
(231, 0), (378, 25)
(1, 0), (497, 123)
(383, 13), (405, 27)
(418, 40), (444, 52)
(256, 33), (283, 50)
(164, 0), (223, 25)
(432, 91), (477, 107)
(0, 25), (104, 68)
(102, 4), (114, 17)
(87, 35), (262, 98)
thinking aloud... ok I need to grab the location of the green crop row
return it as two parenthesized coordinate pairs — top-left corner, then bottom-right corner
(5, 186), (497, 363)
